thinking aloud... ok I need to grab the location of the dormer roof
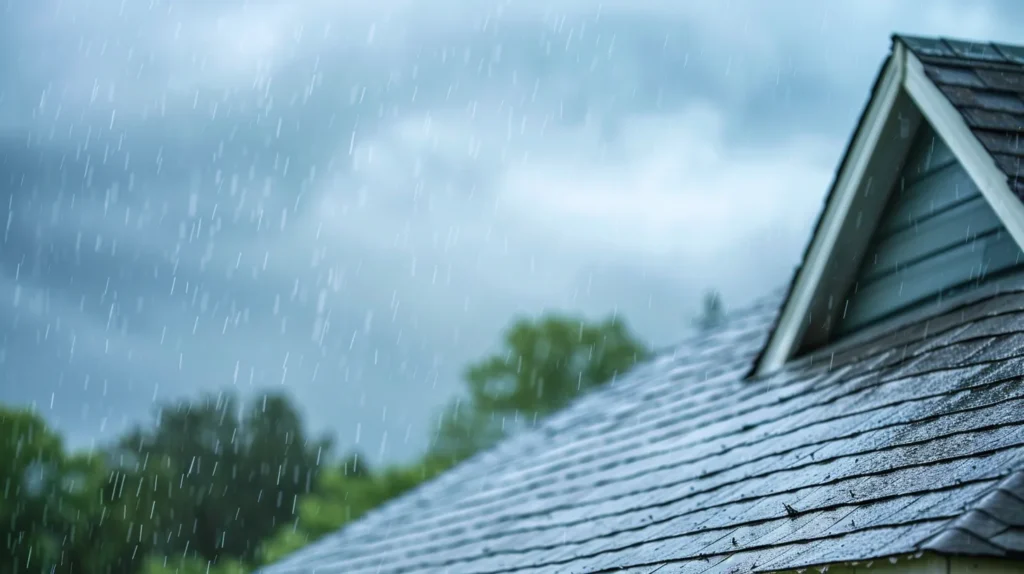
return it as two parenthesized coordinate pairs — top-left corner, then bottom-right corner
(753, 35), (1024, 377)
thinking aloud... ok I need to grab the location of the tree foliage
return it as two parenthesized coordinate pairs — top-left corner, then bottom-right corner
(258, 454), (452, 564)
(0, 408), (165, 573)
(112, 391), (332, 564)
(0, 408), (74, 572)
(260, 313), (649, 565)
(142, 555), (247, 574)
(431, 313), (649, 462)
(466, 314), (648, 415)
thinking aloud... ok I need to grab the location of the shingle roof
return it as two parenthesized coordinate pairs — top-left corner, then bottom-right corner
(896, 35), (1024, 195)
(264, 37), (1024, 574)
(264, 275), (1024, 573)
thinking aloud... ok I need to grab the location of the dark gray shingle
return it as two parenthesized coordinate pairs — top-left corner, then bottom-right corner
(896, 35), (1024, 191)
(921, 469), (1024, 557)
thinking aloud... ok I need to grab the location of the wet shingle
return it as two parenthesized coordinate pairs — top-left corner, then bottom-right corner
(260, 281), (1024, 574)
(897, 35), (1024, 197)
(942, 38), (1009, 62)
(997, 44), (1024, 66)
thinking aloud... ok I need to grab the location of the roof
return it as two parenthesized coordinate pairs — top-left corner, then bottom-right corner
(899, 36), (1023, 193)
(265, 280), (1024, 574)
(752, 35), (1024, 376)
(264, 37), (1024, 574)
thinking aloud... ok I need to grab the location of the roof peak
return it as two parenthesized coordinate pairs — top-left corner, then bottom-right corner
(751, 32), (1024, 377)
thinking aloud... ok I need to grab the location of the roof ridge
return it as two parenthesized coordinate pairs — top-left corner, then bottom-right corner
(920, 469), (1024, 557)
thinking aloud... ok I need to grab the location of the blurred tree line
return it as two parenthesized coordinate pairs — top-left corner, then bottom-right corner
(1, 294), (724, 573)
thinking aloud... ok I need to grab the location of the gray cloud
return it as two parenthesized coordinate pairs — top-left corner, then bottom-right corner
(1, 0), (1022, 462)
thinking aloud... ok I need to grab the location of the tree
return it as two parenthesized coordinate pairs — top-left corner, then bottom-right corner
(431, 314), (649, 461)
(259, 454), (450, 565)
(112, 391), (332, 565)
(60, 452), (178, 573)
(142, 556), (247, 574)
(0, 407), (72, 572)
(694, 290), (725, 333)
(429, 400), (506, 463)
(0, 407), (158, 574)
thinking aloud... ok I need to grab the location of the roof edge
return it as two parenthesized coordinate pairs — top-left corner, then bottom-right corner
(747, 41), (907, 379)
(919, 470), (1024, 559)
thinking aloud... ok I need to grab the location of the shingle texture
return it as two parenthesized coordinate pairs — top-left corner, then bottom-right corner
(897, 36), (1024, 195)
(264, 277), (1024, 574)
(264, 37), (1024, 574)
(922, 469), (1024, 557)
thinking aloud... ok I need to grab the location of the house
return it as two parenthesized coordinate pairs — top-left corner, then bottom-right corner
(264, 35), (1024, 574)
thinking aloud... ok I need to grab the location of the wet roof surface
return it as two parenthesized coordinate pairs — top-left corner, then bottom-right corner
(896, 35), (1024, 196)
(263, 38), (1024, 574)
(263, 278), (1024, 573)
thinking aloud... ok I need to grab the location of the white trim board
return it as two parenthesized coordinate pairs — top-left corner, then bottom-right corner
(753, 39), (1023, 377)
(902, 50), (1024, 246)
(752, 46), (906, 376)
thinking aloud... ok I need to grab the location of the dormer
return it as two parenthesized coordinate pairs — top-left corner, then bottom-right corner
(753, 35), (1024, 377)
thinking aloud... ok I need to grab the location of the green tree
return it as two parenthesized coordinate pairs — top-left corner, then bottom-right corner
(432, 314), (649, 461)
(60, 453), (178, 573)
(259, 455), (451, 564)
(113, 391), (331, 565)
(142, 555), (247, 574)
(0, 407), (159, 574)
(0, 407), (71, 572)
(694, 290), (725, 333)
(429, 399), (506, 462)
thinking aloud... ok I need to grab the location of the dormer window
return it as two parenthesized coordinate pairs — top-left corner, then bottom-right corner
(753, 36), (1024, 376)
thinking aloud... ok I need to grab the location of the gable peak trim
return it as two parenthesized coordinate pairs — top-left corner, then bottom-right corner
(901, 47), (1024, 246)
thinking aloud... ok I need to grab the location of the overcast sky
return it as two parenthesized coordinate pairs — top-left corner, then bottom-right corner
(1, 0), (1021, 463)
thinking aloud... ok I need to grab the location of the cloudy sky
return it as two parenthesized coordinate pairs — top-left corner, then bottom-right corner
(0, 0), (1021, 463)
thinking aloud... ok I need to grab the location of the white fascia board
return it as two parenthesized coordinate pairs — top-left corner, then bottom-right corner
(753, 48), (907, 376)
(902, 48), (1024, 248)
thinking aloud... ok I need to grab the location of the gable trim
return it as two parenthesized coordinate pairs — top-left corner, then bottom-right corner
(753, 48), (906, 376)
(753, 40), (1024, 377)
(902, 49), (1024, 247)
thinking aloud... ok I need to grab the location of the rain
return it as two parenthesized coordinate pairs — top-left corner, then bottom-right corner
(2, 0), (1023, 572)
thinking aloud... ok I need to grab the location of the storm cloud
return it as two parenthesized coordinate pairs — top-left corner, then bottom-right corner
(1, 0), (1021, 462)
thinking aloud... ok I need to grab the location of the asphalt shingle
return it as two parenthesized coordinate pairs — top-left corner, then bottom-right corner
(898, 35), (1024, 190)
(262, 274), (1024, 573)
